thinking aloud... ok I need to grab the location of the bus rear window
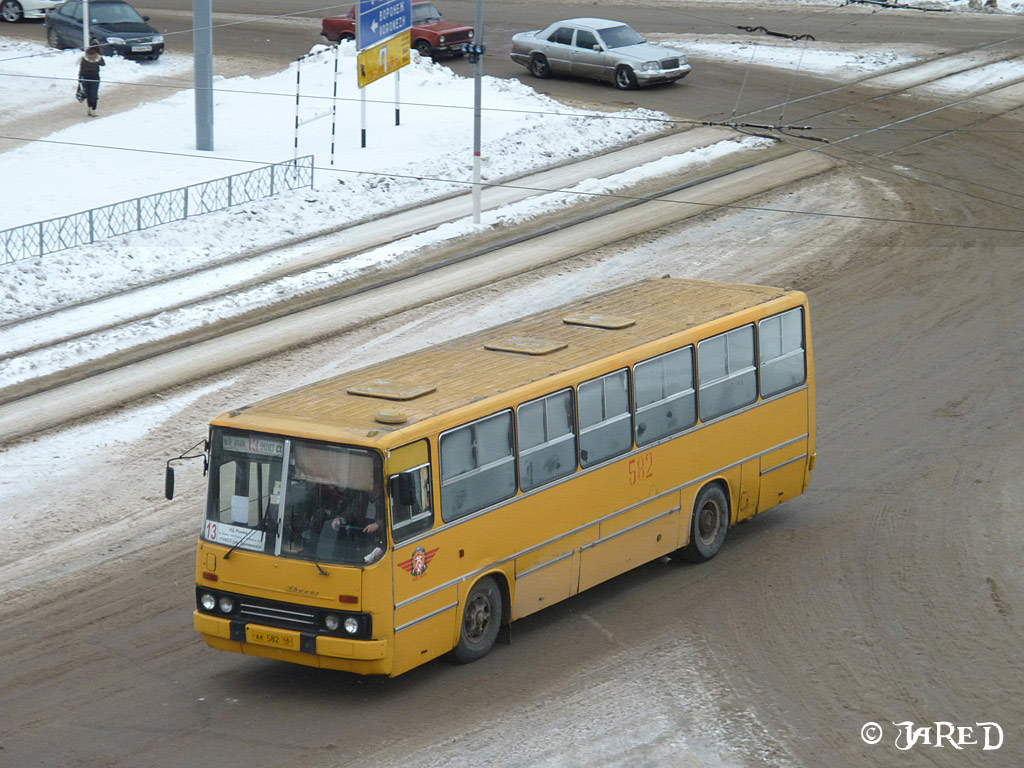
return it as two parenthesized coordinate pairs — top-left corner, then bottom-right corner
(759, 307), (806, 397)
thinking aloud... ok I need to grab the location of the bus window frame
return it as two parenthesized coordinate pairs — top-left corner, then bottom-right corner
(576, 367), (634, 469)
(389, 461), (434, 543)
(695, 323), (758, 423)
(438, 408), (518, 523)
(516, 387), (578, 493)
(757, 306), (807, 399)
(632, 344), (697, 447)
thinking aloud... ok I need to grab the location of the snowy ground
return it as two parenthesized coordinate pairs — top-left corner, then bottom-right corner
(0, 39), (665, 233)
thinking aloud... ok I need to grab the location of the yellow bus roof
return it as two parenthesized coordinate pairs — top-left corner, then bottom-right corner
(213, 278), (795, 446)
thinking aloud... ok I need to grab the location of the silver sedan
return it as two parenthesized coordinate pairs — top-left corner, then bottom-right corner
(510, 18), (690, 90)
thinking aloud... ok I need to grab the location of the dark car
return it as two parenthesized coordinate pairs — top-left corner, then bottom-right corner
(321, 1), (473, 60)
(45, 0), (164, 59)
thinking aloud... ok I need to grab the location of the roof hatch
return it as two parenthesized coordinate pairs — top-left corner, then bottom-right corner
(484, 336), (568, 356)
(347, 379), (436, 401)
(562, 313), (636, 330)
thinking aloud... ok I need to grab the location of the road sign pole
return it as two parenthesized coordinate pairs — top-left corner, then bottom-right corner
(361, 90), (367, 148)
(395, 70), (401, 126)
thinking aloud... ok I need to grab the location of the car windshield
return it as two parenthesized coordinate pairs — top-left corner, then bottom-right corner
(204, 428), (386, 567)
(598, 25), (645, 48)
(91, 3), (145, 23)
(411, 3), (441, 23)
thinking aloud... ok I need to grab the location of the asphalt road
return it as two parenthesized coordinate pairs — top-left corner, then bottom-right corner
(1, 3), (1023, 767)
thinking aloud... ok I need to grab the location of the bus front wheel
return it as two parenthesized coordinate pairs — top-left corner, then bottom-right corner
(679, 484), (729, 562)
(453, 576), (502, 663)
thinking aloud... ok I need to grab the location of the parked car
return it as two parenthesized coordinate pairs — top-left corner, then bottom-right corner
(1, 0), (61, 23)
(510, 18), (690, 90)
(321, 1), (474, 60)
(44, 0), (164, 59)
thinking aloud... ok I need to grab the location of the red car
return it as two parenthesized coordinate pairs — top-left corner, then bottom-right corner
(321, 1), (474, 59)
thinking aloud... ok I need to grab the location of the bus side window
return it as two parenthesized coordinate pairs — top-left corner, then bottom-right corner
(439, 411), (516, 520)
(518, 388), (577, 491)
(578, 369), (632, 468)
(759, 307), (806, 397)
(389, 465), (433, 543)
(697, 325), (757, 421)
(634, 346), (696, 446)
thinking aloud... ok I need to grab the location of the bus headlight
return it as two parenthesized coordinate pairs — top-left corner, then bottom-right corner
(218, 596), (235, 614)
(343, 617), (360, 635)
(200, 592), (216, 611)
(324, 614), (341, 631)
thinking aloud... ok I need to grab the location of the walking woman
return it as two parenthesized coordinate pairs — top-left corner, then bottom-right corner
(78, 46), (105, 117)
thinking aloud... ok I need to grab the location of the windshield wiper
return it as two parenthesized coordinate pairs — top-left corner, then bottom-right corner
(309, 558), (329, 576)
(223, 525), (260, 559)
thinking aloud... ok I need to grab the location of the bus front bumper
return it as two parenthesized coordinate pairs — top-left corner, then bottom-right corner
(194, 611), (390, 674)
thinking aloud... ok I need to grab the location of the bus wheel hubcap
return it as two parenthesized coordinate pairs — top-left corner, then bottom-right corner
(698, 502), (720, 544)
(465, 594), (491, 641)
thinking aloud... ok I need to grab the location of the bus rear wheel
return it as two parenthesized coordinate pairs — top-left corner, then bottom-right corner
(679, 484), (729, 562)
(453, 576), (502, 663)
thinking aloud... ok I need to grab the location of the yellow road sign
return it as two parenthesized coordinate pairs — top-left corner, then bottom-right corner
(358, 31), (411, 88)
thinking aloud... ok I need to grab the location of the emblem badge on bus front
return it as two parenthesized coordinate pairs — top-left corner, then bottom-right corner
(399, 546), (438, 577)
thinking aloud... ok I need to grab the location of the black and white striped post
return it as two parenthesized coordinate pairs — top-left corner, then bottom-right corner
(293, 58), (301, 162)
(330, 43), (340, 164)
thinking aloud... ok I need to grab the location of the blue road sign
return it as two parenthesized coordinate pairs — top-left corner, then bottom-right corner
(358, 0), (411, 50)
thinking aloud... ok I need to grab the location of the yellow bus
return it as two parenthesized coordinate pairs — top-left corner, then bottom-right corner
(188, 277), (816, 676)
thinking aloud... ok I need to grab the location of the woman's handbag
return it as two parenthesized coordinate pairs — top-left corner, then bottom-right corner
(75, 81), (86, 103)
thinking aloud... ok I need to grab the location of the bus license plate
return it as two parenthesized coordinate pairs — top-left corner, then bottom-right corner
(246, 626), (298, 651)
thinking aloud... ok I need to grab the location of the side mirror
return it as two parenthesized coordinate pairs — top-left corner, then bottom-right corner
(390, 473), (416, 506)
(164, 465), (175, 500)
(593, 44), (601, 51)
(143, 15), (150, 20)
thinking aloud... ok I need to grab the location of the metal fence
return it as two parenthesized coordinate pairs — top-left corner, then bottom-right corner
(0, 155), (314, 266)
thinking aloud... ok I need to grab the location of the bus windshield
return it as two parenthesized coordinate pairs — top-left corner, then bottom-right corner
(204, 428), (386, 567)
